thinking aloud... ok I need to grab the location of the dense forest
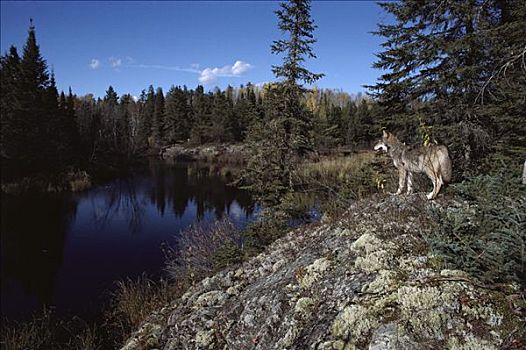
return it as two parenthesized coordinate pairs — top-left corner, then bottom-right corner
(0, 21), (377, 184)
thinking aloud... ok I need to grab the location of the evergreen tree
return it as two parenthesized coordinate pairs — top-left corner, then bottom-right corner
(0, 46), (21, 165)
(190, 85), (212, 144)
(119, 94), (133, 156)
(270, 0), (324, 156)
(164, 86), (191, 143)
(17, 20), (52, 168)
(102, 85), (119, 151)
(244, 0), (323, 204)
(137, 85), (155, 150)
(368, 0), (526, 173)
(475, 1), (526, 160)
(152, 87), (165, 146)
(210, 90), (235, 142)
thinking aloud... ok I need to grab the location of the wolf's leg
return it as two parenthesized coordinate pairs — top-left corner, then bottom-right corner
(406, 172), (414, 194)
(435, 175), (443, 198)
(395, 168), (407, 195)
(425, 165), (439, 200)
(426, 181), (436, 200)
(427, 174), (443, 199)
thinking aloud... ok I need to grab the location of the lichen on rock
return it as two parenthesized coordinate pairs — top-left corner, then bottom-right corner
(119, 194), (524, 350)
(331, 304), (378, 343)
(297, 257), (332, 289)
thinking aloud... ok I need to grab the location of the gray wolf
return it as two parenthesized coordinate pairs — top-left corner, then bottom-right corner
(374, 130), (452, 200)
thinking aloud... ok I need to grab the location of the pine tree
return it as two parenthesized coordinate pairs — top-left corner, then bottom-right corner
(137, 85), (155, 150)
(190, 85), (212, 144)
(271, 0), (324, 156)
(152, 87), (165, 146)
(102, 85), (119, 152)
(368, 0), (526, 173)
(0, 46), (21, 166)
(244, 0), (323, 204)
(475, 1), (526, 160)
(347, 99), (374, 148)
(118, 94), (133, 156)
(17, 20), (53, 168)
(164, 86), (191, 143)
(210, 90), (235, 142)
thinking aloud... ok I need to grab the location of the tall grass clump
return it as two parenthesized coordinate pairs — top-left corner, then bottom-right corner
(105, 274), (178, 341)
(0, 309), (100, 350)
(426, 168), (525, 284)
(296, 152), (395, 217)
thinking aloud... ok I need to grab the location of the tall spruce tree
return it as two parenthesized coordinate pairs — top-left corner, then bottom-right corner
(152, 87), (165, 146)
(244, 0), (323, 204)
(0, 46), (21, 167)
(1, 21), (75, 173)
(137, 85), (155, 150)
(18, 20), (53, 168)
(190, 85), (212, 144)
(368, 0), (526, 174)
(475, 1), (526, 160)
(164, 86), (191, 143)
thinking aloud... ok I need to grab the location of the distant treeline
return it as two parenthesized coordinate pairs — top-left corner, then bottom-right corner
(0, 23), (381, 180)
(72, 84), (376, 159)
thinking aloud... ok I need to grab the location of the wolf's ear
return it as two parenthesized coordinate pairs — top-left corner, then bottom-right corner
(382, 129), (389, 138)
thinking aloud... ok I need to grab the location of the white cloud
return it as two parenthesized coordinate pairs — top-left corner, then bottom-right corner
(89, 58), (100, 69)
(122, 59), (253, 84)
(199, 60), (253, 84)
(231, 60), (252, 75)
(127, 63), (200, 73)
(109, 57), (122, 68)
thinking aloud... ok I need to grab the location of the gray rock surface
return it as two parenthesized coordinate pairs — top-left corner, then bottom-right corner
(120, 194), (524, 350)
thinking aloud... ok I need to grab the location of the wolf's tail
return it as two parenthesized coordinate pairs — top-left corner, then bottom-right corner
(439, 145), (452, 183)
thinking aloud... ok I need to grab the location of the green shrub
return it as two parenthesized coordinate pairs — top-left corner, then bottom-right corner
(241, 210), (289, 257)
(212, 242), (244, 270)
(426, 169), (525, 284)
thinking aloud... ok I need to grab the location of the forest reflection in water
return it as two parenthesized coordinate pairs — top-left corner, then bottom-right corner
(1, 159), (257, 321)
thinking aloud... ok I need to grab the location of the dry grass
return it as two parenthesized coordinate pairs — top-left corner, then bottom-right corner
(297, 151), (377, 182)
(106, 274), (179, 342)
(0, 309), (101, 350)
(164, 218), (242, 284)
(67, 170), (92, 192)
(295, 152), (397, 218)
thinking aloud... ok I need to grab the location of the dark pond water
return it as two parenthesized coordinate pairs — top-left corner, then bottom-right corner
(1, 159), (257, 321)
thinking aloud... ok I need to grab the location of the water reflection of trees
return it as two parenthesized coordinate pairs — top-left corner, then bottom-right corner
(90, 159), (256, 233)
(92, 175), (145, 233)
(1, 193), (78, 314)
(148, 159), (255, 220)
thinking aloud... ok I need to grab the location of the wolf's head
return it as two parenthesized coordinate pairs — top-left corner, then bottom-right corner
(374, 130), (400, 152)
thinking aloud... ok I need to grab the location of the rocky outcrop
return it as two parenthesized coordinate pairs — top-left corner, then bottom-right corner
(121, 194), (524, 350)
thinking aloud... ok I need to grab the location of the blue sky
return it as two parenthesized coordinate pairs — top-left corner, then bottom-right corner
(1, 1), (392, 98)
